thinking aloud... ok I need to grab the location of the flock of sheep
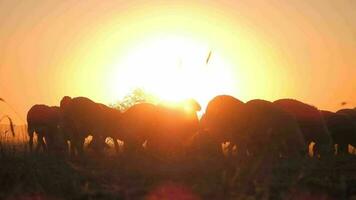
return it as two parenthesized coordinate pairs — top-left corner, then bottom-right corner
(26, 95), (356, 162)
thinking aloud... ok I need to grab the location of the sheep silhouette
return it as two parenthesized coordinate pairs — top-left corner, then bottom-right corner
(146, 100), (201, 161)
(321, 110), (356, 155)
(273, 99), (333, 157)
(27, 105), (67, 154)
(244, 99), (305, 160)
(202, 95), (245, 158)
(60, 96), (122, 155)
(119, 103), (159, 155)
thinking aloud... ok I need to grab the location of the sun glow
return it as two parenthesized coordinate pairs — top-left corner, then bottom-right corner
(108, 35), (235, 107)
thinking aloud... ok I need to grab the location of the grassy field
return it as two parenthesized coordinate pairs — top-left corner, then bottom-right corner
(1, 126), (356, 199)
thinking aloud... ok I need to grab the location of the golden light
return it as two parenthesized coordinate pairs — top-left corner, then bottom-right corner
(54, 3), (258, 109)
(107, 34), (236, 108)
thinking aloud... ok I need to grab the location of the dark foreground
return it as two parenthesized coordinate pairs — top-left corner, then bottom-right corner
(1, 150), (356, 200)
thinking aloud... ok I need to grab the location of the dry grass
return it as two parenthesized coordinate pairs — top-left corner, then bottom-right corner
(0, 126), (356, 199)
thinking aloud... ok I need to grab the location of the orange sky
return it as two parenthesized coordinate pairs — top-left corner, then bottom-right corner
(0, 0), (355, 124)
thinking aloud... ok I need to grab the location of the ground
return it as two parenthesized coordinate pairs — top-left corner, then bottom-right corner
(0, 127), (356, 199)
(1, 147), (356, 200)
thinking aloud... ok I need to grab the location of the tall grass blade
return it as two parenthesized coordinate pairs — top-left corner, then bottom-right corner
(0, 115), (15, 136)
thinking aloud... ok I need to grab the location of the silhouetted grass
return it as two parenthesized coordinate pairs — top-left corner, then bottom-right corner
(0, 153), (83, 199)
(0, 127), (356, 199)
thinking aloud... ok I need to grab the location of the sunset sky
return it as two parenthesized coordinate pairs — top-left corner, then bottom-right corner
(0, 0), (355, 124)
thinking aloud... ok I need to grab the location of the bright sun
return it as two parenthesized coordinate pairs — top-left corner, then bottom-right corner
(108, 34), (235, 107)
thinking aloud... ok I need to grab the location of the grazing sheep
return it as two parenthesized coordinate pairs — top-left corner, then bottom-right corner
(187, 129), (223, 160)
(60, 96), (122, 155)
(337, 109), (356, 153)
(232, 100), (306, 194)
(119, 103), (159, 155)
(337, 109), (356, 127)
(322, 110), (356, 155)
(193, 114), (225, 158)
(273, 99), (333, 157)
(243, 99), (305, 160)
(146, 100), (201, 161)
(27, 105), (67, 154)
(202, 95), (245, 157)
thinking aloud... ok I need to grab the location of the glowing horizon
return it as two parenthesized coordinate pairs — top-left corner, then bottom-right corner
(0, 1), (355, 124)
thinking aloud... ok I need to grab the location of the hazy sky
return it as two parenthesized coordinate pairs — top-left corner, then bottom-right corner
(0, 0), (355, 124)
